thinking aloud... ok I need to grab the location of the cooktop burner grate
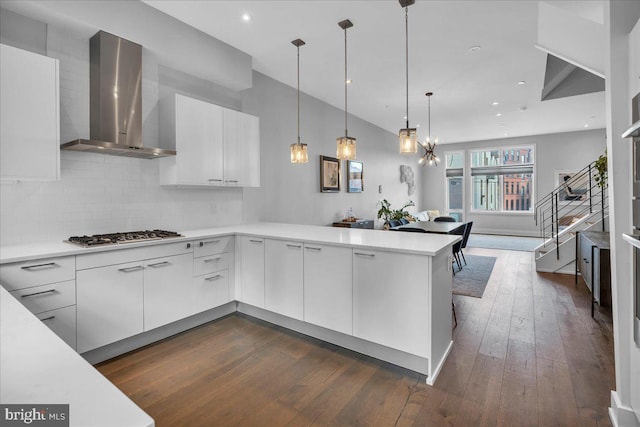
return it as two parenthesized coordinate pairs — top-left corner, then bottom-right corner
(65, 229), (183, 247)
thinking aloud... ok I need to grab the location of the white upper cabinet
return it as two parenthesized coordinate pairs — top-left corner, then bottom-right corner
(0, 44), (60, 182)
(160, 93), (259, 187)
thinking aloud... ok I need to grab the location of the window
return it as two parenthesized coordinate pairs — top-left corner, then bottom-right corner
(445, 151), (464, 221)
(471, 145), (534, 213)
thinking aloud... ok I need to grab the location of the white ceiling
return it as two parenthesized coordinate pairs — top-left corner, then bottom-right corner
(144, 0), (606, 145)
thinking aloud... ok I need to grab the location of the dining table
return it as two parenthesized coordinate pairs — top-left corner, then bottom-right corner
(392, 221), (466, 235)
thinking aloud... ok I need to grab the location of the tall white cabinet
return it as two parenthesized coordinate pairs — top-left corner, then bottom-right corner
(160, 93), (260, 187)
(0, 44), (60, 181)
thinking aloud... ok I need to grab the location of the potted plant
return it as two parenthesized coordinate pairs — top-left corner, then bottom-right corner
(377, 199), (415, 228)
(594, 149), (607, 189)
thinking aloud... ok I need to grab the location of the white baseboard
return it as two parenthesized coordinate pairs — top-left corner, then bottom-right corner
(609, 391), (640, 427)
(472, 228), (540, 237)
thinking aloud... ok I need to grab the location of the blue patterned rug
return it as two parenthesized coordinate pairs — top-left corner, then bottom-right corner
(453, 254), (497, 298)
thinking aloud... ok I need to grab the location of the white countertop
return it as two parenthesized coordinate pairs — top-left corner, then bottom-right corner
(0, 286), (154, 427)
(1, 223), (460, 264)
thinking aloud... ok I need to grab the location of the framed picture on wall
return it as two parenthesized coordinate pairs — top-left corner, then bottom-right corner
(347, 160), (364, 193)
(320, 155), (341, 192)
(555, 170), (588, 203)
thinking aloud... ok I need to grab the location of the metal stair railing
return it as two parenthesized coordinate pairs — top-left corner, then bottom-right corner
(534, 161), (608, 260)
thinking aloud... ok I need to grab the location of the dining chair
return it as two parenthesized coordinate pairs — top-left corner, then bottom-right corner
(459, 221), (473, 265)
(451, 222), (467, 271)
(434, 216), (456, 222)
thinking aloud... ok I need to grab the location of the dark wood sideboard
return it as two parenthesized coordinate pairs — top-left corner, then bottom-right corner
(576, 231), (611, 317)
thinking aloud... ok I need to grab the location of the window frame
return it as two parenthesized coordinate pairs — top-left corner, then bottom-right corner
(443, 150), (465, 221)
(469, 144), (536, 215)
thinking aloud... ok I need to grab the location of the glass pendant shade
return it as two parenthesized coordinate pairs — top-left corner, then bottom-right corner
(336, 136), (356, 160)
(290, 142), (308, 163)
(399, 128), (418, 154)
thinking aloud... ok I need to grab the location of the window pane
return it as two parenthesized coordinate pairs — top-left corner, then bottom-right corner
(472, 175), (500, 211)
(447, 177), (463, 210)
(503, 146), (534, 164)
(448, 211), (463, 221)
(471, 150), (500, 167)
(446, 152), (464, 169)
(503, 173), (533, 211)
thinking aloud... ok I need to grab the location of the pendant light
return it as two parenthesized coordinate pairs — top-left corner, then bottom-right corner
(336, 19), (356, 160)
(419, 92), (439, 166)
(290, 38), (308, 164)
(398, 0), (417, 154)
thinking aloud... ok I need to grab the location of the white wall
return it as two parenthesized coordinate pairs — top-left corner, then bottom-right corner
(606, 1), (640, 425)
(241, 71), (421, 227)
(420, 129), (606, 236)
(0, 9), (420, 246)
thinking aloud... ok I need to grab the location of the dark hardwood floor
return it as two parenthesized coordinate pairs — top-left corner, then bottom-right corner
(97, 247), (615, 426)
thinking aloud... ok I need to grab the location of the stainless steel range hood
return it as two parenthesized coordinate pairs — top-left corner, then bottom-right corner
(61, 31), (175, 159)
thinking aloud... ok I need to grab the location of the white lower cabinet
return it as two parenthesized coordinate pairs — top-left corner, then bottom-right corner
(352, 249), (430, 357)
(265, 239), (303, 320)
(193, 270), (229, 313)
(303, 243), (352, 335)
(144, 253), (194, 331)
(77, 261), (145, 353)
(239, 236), (265, 308)
(37, 306), (76, 350)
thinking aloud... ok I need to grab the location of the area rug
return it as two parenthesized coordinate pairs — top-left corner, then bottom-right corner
(466, 234), (542, 252)
(453, 255), (497, 298)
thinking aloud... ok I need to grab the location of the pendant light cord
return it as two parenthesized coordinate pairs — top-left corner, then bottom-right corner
(297, 45), (301, 144)
(405, 5), (409, 130)
(428, 95), (431, 142)
(344, 26), (348, 137)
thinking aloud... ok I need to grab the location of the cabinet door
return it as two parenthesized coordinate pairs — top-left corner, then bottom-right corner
(143, 253), (194, 331)
(303, 244), (352, 335)
(223, 110), (260, 187)
(579, 235), (592, 291)
(175, 94), (223, 185)
(242, 112), (260, 187)
(1, 44), (59, 181)
(239, 236), (265, 308)
(265, 239), (303, 320)
(194, 270), (230, 313)
(37, 306), (76, 350)
(77, 262), (144, 353)
(353, 249), (430, 357)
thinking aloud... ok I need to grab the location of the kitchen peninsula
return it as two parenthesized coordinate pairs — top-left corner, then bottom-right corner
(1, 223), (459, 427)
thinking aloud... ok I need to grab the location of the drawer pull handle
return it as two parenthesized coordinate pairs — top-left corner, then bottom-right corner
(40, 316), (56, 322)
(208, 179), (223, 182)
(286, 244), (302, 249)
(148, 261), (170, 268)
(249, 239), (263, 244)
(21, 262), (57, 270)
(118, 266), (144, 272)
(305, 247), (322, 251)
(354, 252), (375, 258)
(21, 289), (56, 298)
(204, 257), (221, 263)
(186, 243), (191, 249)
(225, 180), (239, 183)
(205, 274), (223, 281)
(200, 240), (220, 247)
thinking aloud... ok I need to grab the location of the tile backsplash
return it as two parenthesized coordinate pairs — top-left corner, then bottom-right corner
(0, 151), (243, 246)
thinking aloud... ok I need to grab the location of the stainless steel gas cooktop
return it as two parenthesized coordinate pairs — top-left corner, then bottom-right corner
(65, 230), (183, 247)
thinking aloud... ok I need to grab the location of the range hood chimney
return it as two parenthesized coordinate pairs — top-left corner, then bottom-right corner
(61, 31), (175, 159)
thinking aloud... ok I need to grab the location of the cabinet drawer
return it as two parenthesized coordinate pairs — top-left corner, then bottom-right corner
(194, 253), (229, 276)
(10, 279), (75, 314)
(193, 270), (230, 313)
(76, 241), (193, 270)
(194, 236), (232, 258)
(0, 256), (75, 291)
(37, 305), (76, 350)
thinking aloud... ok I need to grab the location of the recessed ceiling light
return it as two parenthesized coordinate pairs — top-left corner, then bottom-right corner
(504, 132), (509, 136)
(496, 113), (502, 117)
(584, 124), (589, 128)
(403, 116), (407, 120)
(242, 13), (252, 22)
(346, 79), (352, 84)
(492, 101), (499, 106)
(517, 80), (526, 85)
(468, 45), (481, 52)
(416, 124), (420, 128)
